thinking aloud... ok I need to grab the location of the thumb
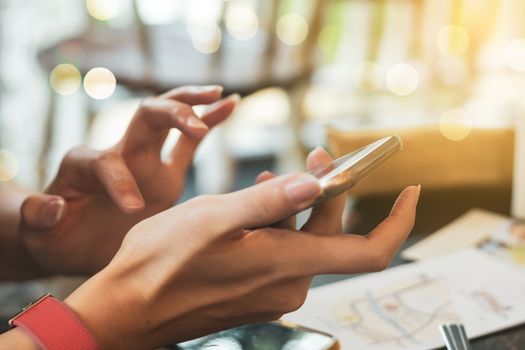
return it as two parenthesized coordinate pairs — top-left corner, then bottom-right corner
(218, 173), (321, 231)
(21, 194), (66, 229)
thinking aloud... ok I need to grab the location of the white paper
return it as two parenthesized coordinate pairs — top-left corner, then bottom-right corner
(285, 249), (525, 350)
(401, 209), (508, 261)
(512, 113), (525, 219)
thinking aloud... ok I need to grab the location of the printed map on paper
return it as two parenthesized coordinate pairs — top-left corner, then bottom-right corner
(285, 249), (525, 350)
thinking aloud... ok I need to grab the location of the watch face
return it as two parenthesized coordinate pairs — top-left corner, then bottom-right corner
(310, 135), (402, 205)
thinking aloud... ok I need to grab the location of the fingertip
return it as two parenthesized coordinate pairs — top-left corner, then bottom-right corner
(120, 193), (145, 214)
(222, 94), (240, 112)
(51, 197), (66, 222)
(306, 146), (333, 170)
(186, 117), (209, 137)
(198, 85), (224, 101)
(284, 173), (322, 209)
(122, 204), (145, 214)
(390, 185), (421, 216)
(255, 170), (275, 184)
(227, 93), (241, 104)
(203, 85), (223, 94)
(22, 194), (66, 229)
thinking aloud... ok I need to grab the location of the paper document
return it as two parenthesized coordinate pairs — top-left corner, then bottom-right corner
(402, 209), (508, 261)
(285, 249), (525, 350)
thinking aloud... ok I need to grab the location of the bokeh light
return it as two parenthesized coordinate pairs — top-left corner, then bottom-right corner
(276, 13), (309, 46)
(437, 57), (469, 86)
(136, 0), (181, 25)
(83, 67), (117, 100)
(352, 61), (383, 92)
(439, 109), (472, 141)
(49, 64), (81, 96)
(318, 25), (343, 57)
(0, 149), (20, 182)
(86, 0), (121, 21)
(225, 4), (259, 40)
(436, 25), (470, 57)
(386, 63), (419, 96)
(504, 38), (525, 72)
(190, 24), (222, 54)
(186, 0), (222, 30)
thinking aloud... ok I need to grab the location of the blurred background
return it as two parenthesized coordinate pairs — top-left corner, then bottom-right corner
(1, 0), (525, 320)
(0, 0), (523, 193)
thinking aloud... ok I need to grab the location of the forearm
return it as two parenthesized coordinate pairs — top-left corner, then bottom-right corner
(0, 328), (39, 349)
(0, 183), (40, 280)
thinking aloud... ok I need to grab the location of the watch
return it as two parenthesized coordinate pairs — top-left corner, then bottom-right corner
(9, 293), (101, 350)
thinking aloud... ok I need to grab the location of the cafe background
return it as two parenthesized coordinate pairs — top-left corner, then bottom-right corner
(0, 0), (524, 331)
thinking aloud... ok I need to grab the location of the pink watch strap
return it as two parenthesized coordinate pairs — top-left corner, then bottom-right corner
(9, 294), (101, 350)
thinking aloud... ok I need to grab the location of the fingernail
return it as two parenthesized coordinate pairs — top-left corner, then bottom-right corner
(256, 170), (274, 184)
(44, 198), (65, 225)
(390, 185), (420, 216)
(403, 185), (421, 209)
(122, 194), (144, 209)
(227, 93), (241, 103)
(201, 85), (223, 93)
(284, 174), (321, 207)
(187, 116), (209, 130)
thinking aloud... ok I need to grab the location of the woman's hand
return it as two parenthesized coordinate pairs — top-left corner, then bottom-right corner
(18, 85), (238, 277)
(64, 148), (420, 349)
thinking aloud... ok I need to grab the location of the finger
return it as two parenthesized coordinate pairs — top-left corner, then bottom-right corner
(198, 94), (239, 128)
(49, 147), (144, 214)
(159, 85), (223, 105)
(121, 97), (209, 154)
(207, 172), (322, 233)
(255, 171), (295, 229)
(93, 152), (145, 213)
(21, 194), (66, 229)
(278, 185), (420, 276)
(302, 147), (346, 234)
(255, 171), (275, 184)
(168, 94), (239, 170)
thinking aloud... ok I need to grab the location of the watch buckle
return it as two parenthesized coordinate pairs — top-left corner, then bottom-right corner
(8, 293), (52, 327)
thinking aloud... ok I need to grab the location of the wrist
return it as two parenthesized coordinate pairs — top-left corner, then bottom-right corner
(0, 328), (39, 350)
(0, 188), (46, 280)
(64, 266), (153, 349)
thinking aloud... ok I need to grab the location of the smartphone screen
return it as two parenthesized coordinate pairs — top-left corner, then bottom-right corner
(173, 321), (338, 350)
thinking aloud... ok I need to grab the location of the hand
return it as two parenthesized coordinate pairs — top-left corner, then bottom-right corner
(19, 86), (238, 276)
(64, 148), (420, 349)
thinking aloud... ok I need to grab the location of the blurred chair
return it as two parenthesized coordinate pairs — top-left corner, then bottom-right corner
(326, 126), (514, 234)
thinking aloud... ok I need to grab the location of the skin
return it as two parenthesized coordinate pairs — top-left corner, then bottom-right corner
(2, 85), (238, 279)
(59, 175), (419, 349)
(0, 86), (421, 349)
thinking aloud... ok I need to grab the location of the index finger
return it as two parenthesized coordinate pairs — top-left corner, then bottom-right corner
(120, 85), (223, 153)
(302, 147), (346, 235)
(160, 85), (223, 105)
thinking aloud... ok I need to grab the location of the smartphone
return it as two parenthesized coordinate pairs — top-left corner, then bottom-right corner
(309, 135), (403, 207)
(173, 320), (339, 350)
